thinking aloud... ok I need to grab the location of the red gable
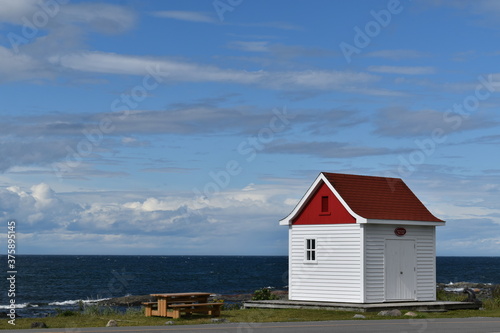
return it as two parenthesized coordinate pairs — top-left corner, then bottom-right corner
(292, 181), (356, 225)
(322, 172), (444, 222)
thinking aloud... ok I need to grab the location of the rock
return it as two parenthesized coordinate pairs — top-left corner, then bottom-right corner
(378, 309), (402, 317)
(97, 291), (290, 307)
(211, 294), (253, 302)
(31, 322), (48, 328)
(438, 282), (499, 300)
(165, 321), (174, 325)
(405, 311), (418, 317)
(211, 318), (228, 323)
(463, 288), (482, 305)
(353, 314), (366, 319)
(106, 320), (118, 327)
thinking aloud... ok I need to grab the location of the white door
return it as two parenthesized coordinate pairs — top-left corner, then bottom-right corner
(385, 239), (416, 301)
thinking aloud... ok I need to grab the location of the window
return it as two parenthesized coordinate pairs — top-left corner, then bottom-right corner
(321, 196), (329, 213)
(320, 196), (330, 215)
(305, 238), (316, 262)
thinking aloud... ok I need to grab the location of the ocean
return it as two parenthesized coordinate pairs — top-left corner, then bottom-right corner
(2, 255), (500, 318)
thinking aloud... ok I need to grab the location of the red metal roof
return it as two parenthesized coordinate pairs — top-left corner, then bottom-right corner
(322, 172), (444, 222)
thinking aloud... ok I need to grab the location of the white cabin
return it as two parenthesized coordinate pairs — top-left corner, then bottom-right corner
(280, 172), (445, 303)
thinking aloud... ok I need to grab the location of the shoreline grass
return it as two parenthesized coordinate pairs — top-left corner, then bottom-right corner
(3, 288), (498, 330)
(2, 306), (500, 330)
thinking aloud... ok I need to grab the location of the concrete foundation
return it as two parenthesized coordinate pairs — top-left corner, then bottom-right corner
(243, 300), (481, 312)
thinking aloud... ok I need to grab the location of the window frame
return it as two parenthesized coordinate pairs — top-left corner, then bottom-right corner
(304, 238), (317, 263)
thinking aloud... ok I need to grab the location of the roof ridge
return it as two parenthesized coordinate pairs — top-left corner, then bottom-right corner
(321, 171), (402, 181)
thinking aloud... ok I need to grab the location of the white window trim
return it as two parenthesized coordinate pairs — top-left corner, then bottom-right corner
(304, 238), (318, 264)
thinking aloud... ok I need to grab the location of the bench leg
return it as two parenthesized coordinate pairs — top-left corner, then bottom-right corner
(172, 309), (181, 319)
(209, 307), (221, 317)
(144, 306), (152, 317)
(158, 299), (167, 317)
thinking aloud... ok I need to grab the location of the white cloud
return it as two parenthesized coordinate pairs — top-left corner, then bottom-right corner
(0, 139), (73, 172)
(62, 3), (136, 34)
(413, 175), (500, 223)
(399, 174), (500, 256)
(368, 66), (435, 75)
(0, 2), (136, 82)
(49, 51), (379, 92)
(436, 203), (500, 221)
(438, 236), (500, 256)
(0, 46), (52, 82)
(267, 141), (398, 158)
(474, 0), (500, 21)
(229, 41), (270, 52)
(9, 46), (375, 91)
(0, 0), (136, 33)
(437, 218), (500, 256)
(31, 183), (57, 209)
(431, 0), (500, 23)
(374, 107), (496, 137)
(152, 11), (216, 23)
(263, 70), (378, 91)
(123, 197), (182, 212)
(2, 172), (499, 256)
(365, 49), (429, 60)
(1, 183), (76, 227)
(0, 0), (40, 24)
(0, 182), (295, 254)
(49, 51), (264, 84)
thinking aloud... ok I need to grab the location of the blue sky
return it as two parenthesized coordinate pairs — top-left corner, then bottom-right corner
(0, 0), (499, 256)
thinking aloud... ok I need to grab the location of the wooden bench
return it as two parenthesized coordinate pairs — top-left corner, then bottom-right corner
(144, 292), (221, 318)
(142, 302), (158, 317)
(167, 303), (222, 319)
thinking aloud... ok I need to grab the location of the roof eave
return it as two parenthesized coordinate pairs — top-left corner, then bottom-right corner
(278, 173), (325, 226)
(363, 218), (446, 226)
(279, 218), (290, 226)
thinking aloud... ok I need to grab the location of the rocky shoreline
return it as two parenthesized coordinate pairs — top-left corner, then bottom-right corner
(3, 285), (497, 319)
(98, 290), (288, 307)
(98, 284), (499, 307)
(437, 282), (500, 300)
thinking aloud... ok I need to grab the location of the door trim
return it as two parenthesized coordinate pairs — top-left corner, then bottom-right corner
(384, 239), (417, 301)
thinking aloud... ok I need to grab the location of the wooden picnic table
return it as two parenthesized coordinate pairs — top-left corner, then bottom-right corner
(143, 292), (222, 319)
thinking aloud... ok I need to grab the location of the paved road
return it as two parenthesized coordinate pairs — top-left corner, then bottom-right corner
(2, 318), (500, 333)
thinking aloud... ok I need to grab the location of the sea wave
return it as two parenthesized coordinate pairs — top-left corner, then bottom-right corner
(48, 298), (110, 306)
(0, 303), (38, 309)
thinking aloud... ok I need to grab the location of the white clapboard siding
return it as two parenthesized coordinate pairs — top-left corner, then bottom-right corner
(363, 224), (436, 303)
(289, 224), (363, 303)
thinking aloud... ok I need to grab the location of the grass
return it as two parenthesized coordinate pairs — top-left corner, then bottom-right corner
(436, 289), (468, 302)
(3, 290), (500, 331)
(2, 305), (500, 330)
(2, 308), (379, 330)
(482, 297), (500, 310)
(0, 310), (169, 330)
